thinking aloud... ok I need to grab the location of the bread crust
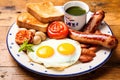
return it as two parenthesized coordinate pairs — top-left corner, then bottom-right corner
(17, 12), (48, 32)
(26, 2), (64, 23)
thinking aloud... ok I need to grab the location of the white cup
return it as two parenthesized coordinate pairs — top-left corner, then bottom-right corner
(63, 1), (89, 30)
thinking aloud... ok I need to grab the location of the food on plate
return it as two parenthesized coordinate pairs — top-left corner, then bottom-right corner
(14, 0), (118, 70)
(16, 28), (47, 46)
(69, 28), (118, 49)
(79, 46), (97, 62)
(47, 21), (69, 39)
(18, 40), (34, 52)
(81, 47), (96, 57)
(15, 29), (34, 44)
(27, 38), (81, 70)
(29, 29), (36, 34)
(33, 31), (47, 44)
(26, 2), (64, 23)
(78, 10), (105, 62)
(17, 12), (48, 32)
(79, 55), (93, 63)
(35, 31), (46, 41)
(83, 10), (105, 33)
(33, 35), (41, 45)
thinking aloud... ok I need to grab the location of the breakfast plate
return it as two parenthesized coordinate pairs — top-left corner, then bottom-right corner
(6, 6), (113, 77)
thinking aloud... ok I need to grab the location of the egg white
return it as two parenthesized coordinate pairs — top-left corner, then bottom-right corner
(27, 38), (81, 70)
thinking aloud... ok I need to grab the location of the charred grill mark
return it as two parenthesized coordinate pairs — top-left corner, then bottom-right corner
(108, 36), (118, 47)
(79, 34), (106, 42)
(108, 39), (114, 46)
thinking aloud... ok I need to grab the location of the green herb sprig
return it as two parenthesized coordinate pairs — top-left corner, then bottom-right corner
(18, 40), (34, 52)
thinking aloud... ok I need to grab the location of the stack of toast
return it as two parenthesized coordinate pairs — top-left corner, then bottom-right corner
(17, 1), (64, 32)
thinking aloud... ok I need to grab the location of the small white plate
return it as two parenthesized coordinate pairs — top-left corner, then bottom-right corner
(6, 6), (113, 77)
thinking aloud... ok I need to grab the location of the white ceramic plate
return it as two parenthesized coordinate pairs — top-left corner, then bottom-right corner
(6, 6), (113, 77)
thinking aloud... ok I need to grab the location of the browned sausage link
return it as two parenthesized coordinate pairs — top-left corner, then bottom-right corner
(79, 55), (93, 63)
(81, 43), (91, 48)
(69, 29), (118, 49)
(83, 10), (105, 33)
(81, 48), (96, 57)
(79, 10), (105, 62)
(80, 47), (97, 63)
(89, 46), (98, 52)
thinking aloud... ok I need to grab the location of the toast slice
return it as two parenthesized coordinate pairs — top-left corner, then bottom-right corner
(17, 12), (48, 32)
(26, 2), (64, 23)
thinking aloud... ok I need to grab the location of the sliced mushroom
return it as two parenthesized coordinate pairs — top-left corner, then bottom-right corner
(35, 31), (46, 41)
(33, 35), (41, 45)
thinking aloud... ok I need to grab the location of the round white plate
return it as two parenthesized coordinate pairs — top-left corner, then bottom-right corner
(6, 6), (113, 77)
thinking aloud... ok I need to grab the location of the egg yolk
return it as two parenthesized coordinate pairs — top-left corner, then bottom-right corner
(57, 43), (75, 55)
(36, 46), (54, 58)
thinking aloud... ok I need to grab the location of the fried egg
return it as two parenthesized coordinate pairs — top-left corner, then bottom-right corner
(27, 38), (81, 70)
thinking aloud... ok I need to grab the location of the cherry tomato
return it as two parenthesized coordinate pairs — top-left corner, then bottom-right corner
(47, 21), (69, 39)
(15, 30), (34, 44)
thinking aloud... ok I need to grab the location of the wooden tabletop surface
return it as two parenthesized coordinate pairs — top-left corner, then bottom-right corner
(0, 0), (120, 80)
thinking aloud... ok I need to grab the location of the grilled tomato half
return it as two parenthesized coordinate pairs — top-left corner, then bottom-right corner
(47, 21), (69, 39)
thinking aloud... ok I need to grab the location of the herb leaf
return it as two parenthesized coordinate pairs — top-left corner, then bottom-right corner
(18, 40), (34, 52)
(26, 44), (34, 52)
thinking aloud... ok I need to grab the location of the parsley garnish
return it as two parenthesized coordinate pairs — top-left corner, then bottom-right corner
(18, 40), (34, 52)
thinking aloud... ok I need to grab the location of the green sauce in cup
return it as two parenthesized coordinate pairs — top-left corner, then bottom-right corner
(66, 6), (86, 16)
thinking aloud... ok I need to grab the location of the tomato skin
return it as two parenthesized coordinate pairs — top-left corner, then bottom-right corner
(15, 30), (34, 44)
(47, 21), (69, 39)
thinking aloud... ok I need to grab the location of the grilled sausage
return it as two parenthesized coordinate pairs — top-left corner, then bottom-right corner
(81, 48), (96, 57)
(79, 55), (93, 63)
(83, 10), (105, 33)
(69, 29), (118, 49)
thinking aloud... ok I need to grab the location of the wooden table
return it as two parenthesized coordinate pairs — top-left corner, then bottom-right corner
(0, 0), (120, 80)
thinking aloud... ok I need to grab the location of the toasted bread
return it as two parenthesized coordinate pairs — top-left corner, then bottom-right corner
(17, 12), (48, 32)
(26, 2), (64, 23)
